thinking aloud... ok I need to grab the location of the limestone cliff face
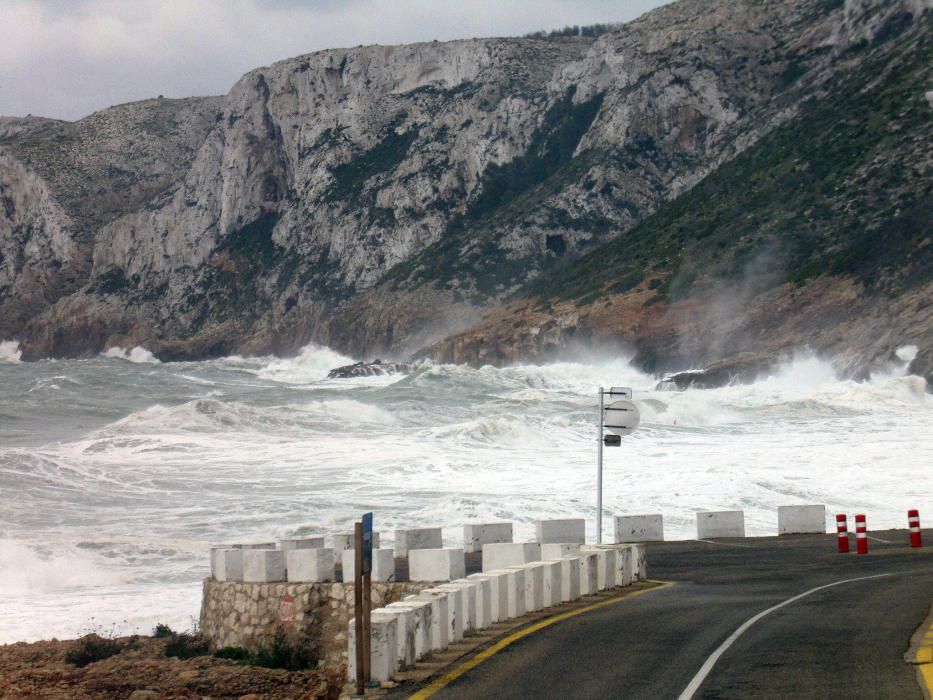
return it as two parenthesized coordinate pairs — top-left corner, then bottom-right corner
(0, 0), (929, 378)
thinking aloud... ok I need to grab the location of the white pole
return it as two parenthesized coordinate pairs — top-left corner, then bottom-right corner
(597, 387), (604, 544)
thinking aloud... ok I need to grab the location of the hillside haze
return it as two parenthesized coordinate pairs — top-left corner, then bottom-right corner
(1, 0), (930, 382)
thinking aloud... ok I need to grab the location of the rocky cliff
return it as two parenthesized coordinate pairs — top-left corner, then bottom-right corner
(0, 0), (929, 381)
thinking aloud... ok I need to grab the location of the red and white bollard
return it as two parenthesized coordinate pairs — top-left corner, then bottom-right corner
(836, 514), (850, 553)
(909, 509), (922, 548)
(855, 514), (868, 555)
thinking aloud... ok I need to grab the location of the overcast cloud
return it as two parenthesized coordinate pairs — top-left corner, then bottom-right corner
(1, 0), (670, 121)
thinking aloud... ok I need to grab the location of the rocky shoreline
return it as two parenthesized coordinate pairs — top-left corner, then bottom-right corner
(0, 634), (343, 700)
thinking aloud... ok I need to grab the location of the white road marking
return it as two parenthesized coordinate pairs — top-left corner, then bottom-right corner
(868, 536), (893, 543)
(677, 573), (892, 700)
(694, 539), (753, 548)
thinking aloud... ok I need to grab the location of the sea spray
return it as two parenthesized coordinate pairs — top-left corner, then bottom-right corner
(0, 344), (929, 643)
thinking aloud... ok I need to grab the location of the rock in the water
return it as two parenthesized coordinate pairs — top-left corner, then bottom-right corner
(656, 353), (779, 391)
(327, 359), (413, 379)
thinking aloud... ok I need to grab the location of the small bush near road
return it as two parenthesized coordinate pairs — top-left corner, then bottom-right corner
(152, 623), (174, 638)
(65, 634), (121, 667)
(164, 632), (210, 659)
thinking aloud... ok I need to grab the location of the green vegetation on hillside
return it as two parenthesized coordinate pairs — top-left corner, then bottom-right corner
(531, 17), (932, 305)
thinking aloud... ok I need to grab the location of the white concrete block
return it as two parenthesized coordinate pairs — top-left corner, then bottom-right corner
(535, 518), (585, 544)
(386, 600), (432, 661)
(510, 563), (545, 612)
(227, 542), (276, 550)
(778, 505), (826, 535)
(279, 536), (325, 550)
(633, 544), (648, 581)
(614, 514), (664, 543)
(436, 582), (476, 633)
(372, 606), (416, 670)
(581, 547), (617, 590)
(347, 614), (398, 682)
(467, 572), (509, 623)
(557, 557), (581, 602)
(210, 548), (243, 582)
(242, 549), (286, 583)
(577, 551), (599, 595)
(482, 542), (541, 571)
(409, 548), (465, 582)
(408, 592), (448, 651)
(484, 568), (525, 618)
(286, 547), (335, 582)
(540, 560), (563, 607)
(541, 543), (581, 560)
(341, 547), (395, 582)
(456, 577), (491, 629)
(395, 527), (443, 557)
(616, 546), (634, 586)
(424, 587), (463, 642)
(696, 510), (745, 539)
(463, 522), (513, 553)
(331, 532), (381, 560)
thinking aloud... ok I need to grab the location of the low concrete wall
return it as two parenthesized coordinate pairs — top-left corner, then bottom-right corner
(778, 505), (826, 535)
(199, 579), (428, 669)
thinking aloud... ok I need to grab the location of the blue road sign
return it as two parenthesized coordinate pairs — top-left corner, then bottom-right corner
(361, 512), (373, 575)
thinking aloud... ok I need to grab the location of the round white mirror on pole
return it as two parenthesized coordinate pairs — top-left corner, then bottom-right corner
(604, 399), (640, 435)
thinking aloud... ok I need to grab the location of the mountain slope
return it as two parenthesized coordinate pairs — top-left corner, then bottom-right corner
(0, 0), (929, 379)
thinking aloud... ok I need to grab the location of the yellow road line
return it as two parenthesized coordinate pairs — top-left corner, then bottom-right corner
(407, 580), (674, 700)
(912, 605), (933, 700)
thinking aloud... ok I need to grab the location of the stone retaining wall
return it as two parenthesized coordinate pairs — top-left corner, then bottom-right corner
(199, 579), (430, 668)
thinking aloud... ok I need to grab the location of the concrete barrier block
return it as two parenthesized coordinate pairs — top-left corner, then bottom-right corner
(210, 548), (243, 582)
(332, 532), (381, 560)
(424, 587), (463, 642)
(484, 568), (525, 618)
(286, 547), (335, 582)
(510, 563), (545, 612)
(633, 544), (648, 581)
(778, 505), (826, 535)
(242, 549), (286, 583)
(386, 600), (432, 661)
(409, 592), (448, 651)
(395, 527), (443, 557)
(558, 557), (581, 602)
(341, 547), (396, 582)
(482, 542), (541, 571)
(581, 547), (618, 590)
(436, 582), (477, 634)
(696, 510), (745, 539)
(372, 606), (417, 670)
(467, 572), (509, 623)
(616, 547), (634, 586)
(279, 536), (325, 550)
(227, 542), (276, 550)
(409, 548), (465, 582)
(535, 518), (585, 544)
(614, 514), (664, 543)
(456, 577), (491, 629)
(578, 552), (599, 595)
(540, 560), (563, 607)
(348, 613), (398, 682)
(463, 522), (513, 553)
(541, 543), (581, 560)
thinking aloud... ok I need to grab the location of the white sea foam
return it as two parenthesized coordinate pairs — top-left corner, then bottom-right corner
(0, 340), (21, 362)
(103, 345), (160, 363)
(0, 346), (930, 643)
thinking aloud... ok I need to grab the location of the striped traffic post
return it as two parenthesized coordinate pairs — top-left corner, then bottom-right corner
(855, 514), (868, 555)
(836, 514), (849, 553)
(909, 509), (922, 548)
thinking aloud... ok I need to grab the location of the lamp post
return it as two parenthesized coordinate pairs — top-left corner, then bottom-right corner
(596, 386), (640, 544)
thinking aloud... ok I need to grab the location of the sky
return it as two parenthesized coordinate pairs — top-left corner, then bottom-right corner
(0, 0), (671, 121)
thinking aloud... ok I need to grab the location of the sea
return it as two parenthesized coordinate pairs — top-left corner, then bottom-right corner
(0, 339), (930, 643)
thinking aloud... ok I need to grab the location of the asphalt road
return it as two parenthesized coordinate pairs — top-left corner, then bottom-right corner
(418, 530), (933, 700)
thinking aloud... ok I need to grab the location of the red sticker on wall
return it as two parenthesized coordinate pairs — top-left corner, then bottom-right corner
(278, 594), (297, 626)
